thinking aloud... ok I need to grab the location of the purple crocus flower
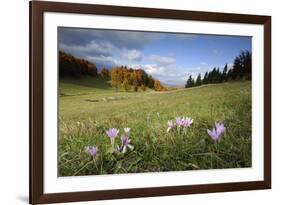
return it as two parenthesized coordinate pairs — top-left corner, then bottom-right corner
(121, 135), (130, 146)
(215, 122), (226, 136)
(207, 122), (226, 142)
(175, 117), (193, 128)
(87, 146), (98, 158)
(175, 117), (182, 127)
(106, 128), (119, 138)
(181, 117), (193, 128)
(120, 135), (132, 153)
(167, 120), (174, 132)
(106, 128), (119, 145)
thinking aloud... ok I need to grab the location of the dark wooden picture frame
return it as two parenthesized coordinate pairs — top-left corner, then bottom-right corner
(30, 1), (271, 204)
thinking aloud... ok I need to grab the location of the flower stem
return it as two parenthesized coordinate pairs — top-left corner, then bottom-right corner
(111, 138), (115, 148)
(93, 159), (99, 173)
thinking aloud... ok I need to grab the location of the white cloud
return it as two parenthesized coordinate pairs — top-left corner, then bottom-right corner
(59, 40), (116, 56)
(86, 55), (121, 66)
(200, 62), (208, 66)
(61, 40), (145, 66)
(129, 63), (188, 86)
(127, 49), (142, 61)
(130, 62), (225, 86)
(149, 55), (176, 66)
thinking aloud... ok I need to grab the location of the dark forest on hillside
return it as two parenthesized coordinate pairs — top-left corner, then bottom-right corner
(185, 50), (252, 88)
(59, 51), (99, 77)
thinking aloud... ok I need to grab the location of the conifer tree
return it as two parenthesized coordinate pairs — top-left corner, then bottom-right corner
(185, 75), (195, 88)
(222, 64), (228, 82)
(195, 74), (202, 86)
(203, 72), (209, 84)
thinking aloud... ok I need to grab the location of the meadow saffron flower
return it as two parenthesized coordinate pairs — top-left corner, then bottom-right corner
(88, 146), (98, 158)
(117, 135), (132, 153)
(181, 117), (193, 128)
(106, 128), (119, 138)
(207, 122), (226, 142)
(175, 117), (193, 128)
(124, 127), (131, 134)
(167, 120), (174, 132)
(121, 136), (129, 145)
(215, 122), (226, 136)
(175, 117), (182, 127)
(106, 128), (119, 145)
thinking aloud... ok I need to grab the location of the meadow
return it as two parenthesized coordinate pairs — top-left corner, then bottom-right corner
(59, 77), (252, 176)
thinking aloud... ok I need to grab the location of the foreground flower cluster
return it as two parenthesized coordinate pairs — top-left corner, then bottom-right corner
(86, 127), (133, 158)
(167, 116), (226, 142)
(167, 116), (194, 132)
(86, 118), (226, 159)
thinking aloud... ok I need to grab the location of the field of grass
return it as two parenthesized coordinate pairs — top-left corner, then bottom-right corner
(59, 76), (252, 176)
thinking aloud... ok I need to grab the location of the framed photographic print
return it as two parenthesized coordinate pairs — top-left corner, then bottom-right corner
(29, 0), (271, 204)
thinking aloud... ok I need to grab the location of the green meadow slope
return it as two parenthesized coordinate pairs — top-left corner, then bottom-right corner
(59, 77), (252, 176)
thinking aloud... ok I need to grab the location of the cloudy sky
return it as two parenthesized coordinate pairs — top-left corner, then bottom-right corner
(58, 27), (251, 86)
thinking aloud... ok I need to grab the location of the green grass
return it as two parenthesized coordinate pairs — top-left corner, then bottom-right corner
(59, 76), (252, 176)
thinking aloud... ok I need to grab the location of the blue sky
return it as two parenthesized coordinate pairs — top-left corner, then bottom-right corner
(58, 27), (251, 86)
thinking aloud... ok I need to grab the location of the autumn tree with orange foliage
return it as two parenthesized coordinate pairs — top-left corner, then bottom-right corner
(110, 66), (165, 92)
(154, 80), (167, 91)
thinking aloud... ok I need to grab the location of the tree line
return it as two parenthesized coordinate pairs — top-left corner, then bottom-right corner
(59, 51), (98, 77)
(185, 50), (252, 88)
(59, 51), (166, 92)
